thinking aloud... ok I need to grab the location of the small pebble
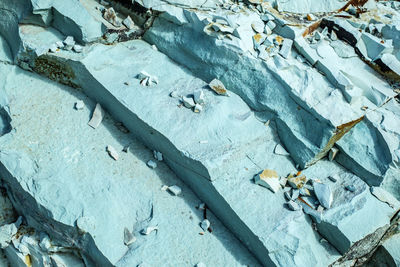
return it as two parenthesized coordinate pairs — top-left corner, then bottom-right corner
(107, 145), (119, 160)
(200, 219), (210, 231)
(73, 44), (83, 53)
(74, 100), (84, 110)
(147, 160), (157, 169)
(328, 175), (338, 182)
(141, 226), (158, 235)
(167, 185), (182, 196)
(286, 200), (301, 211)
(153, 150), (163, 161)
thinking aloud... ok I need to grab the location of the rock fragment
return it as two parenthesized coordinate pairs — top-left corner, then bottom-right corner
(209, 79), (228, 96)
(73, 45), (83, 53)
(63, 36), (75, 51)
(200, 219), (210, 231)
(167, 185), (182, 196)
(147, 160), (157, 169)
(0, 217), (21, 248)
(313, 183), (333, 209)
(286, 200), (301, 211)
(287, 174), (307, 189)
(194, 104), (203, 113)
(141, 226), (158, 235)
(328, 147), (339, 161)
(182, 96), (196, 108)
(103, 7), (120, 27)
(328, 174), (338, 182)
(49, 43), (58, 53)
(74, 100), (84, 110)
(193, 90), (205, 104)
(279, 38), (293, 59)
(122, 16), (135, 29)
(254, 169), (281, 193)
(251, 21), (265, 33)
(88, 103), (105, 129)
(137, 71), (158, 87)
(106, 145), (119, 160)
(153, 150), (163, 161)
(274, 144), (289, 156)
(123, 228), (136, 246)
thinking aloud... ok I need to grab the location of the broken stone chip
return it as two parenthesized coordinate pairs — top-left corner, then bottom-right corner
(313, 182), (333, 209)
(153, 150), (163, 161)
(137, 71), (158, 87)
(291, 189), (300, 200)
(147, 160), (157, 169)
(38, 233), (51, 251)
(200, 219), (210, 231)
(274, 144), (289, 156)
(141, 226), (158, 235)
(209, 79), (228, 96)
(49, 43), (58, 53)
(194, 104), (203, 113)
(73, 44), (83, 53)
(328, 147), (339, 161)
(251, 20), (265, 33)
(287, 174), (307, 189)
(106, 145), (119, 160)
(182, 96), (195, 108)
(195, 262), (207, 267)
(103, 7), (120, 27)
(254, 169), (281, 193)
(55, 41), (64, 49)
(279, 39), (293, 59)
(167, 185), (182, 196)
(74, 100), (84, 110)
(88, 103), (105, 129)
(286, 200), (301, 211)
(193, 90), (205, 104)
(123, 227), (136, 246)
(122, 16), (135, 30)
(63, 36), (75, 51)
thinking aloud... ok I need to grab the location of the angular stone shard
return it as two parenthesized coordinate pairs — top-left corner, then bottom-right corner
(193, 90), (205, 104)
(74, 100), (84, 110)
(123, 16), (135, 30)
(147, 160), (157, 169)
(274, 144), (289, 156)
(313, 182), (333, 209)
(167, 185), (182, 196)
(208, 79), (228, 96)
(106, 145), (119, 161)
(287, 174), (307, 189)
(88, 104), (105, 129)
(63, 36), (75, 51)
(254, 169), (281, 193)
(123, 228), (136, 246)
(286, 200), (301, 211)
(200, 219), (210, 231)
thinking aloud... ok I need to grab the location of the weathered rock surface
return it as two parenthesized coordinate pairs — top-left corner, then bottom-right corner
(0, 0), (399, 266)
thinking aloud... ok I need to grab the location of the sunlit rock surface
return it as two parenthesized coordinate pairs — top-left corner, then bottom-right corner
(0, 0), (399, 266)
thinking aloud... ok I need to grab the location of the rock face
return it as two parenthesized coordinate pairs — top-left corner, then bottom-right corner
(0, 0), (399, 266)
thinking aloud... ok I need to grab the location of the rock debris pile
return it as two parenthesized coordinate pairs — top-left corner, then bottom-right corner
(0, 0), (399, 266)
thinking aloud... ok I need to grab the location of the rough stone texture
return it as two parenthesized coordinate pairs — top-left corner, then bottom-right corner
(0, 0), (399, 266)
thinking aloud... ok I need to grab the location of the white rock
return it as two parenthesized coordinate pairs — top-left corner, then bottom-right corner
(251, 20), (265, 33)
(194, 104), (203, 113)
(103, 7), (119, 27)
(287, 200), (301, 211)
(182, 96), (195, 108)
(76, 216), (96, 233)
(198, 203), (206, 210)
(212, 23), (234, 33)
(123, 228), (136, 246)
(39, 233), (51, 252)
(153, 150), (163, 161)
(200, 219), (210, 231)
(106, 145), (119, 160)
(329, 147), (339, 161)
(160, 185), (169, 191)
(63, 36), (75, 50)
(209, 79), (228, 96)
(254, 169), (281, 193)
(88, 103), (105, 129)
(167, 185), (182, 196)
(193, 90), (205, 104)
(274, 144), (289, 156)
(152, 44), (158, 51)
(55, 41), (64, 48)
(196, 262), (207, 267)
(266, 20), (276, 31)
(74, 100), (84, 110)
(122, 16), (135, 29)
(141, 226), (158, 235)
(279, 38), (293, 59)
(73, 45), (83, 53)
(49, 43), (58, 53)
(147, 160), (157, 169)
(313, 183), (333, 209)
(0, 222), (18, 248)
